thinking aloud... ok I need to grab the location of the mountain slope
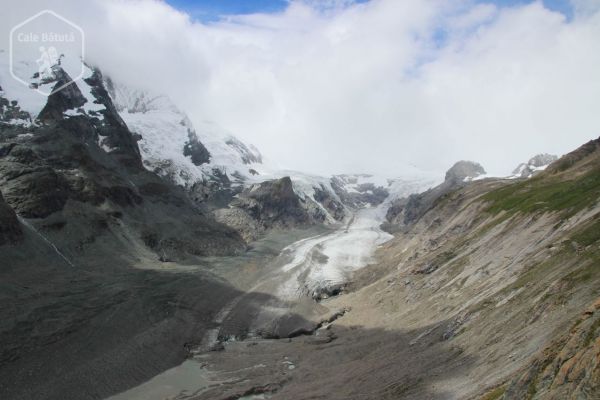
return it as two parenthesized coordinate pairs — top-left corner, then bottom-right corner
(0, 63), (244, 261)
(326, 136), (600, 399)
(183, 136), (600, 400)
(0, 56), (250, 400)
(103, 80), (355, 232)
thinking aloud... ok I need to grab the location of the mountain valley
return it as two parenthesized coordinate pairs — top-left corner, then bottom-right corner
(0, 49), (599, 400)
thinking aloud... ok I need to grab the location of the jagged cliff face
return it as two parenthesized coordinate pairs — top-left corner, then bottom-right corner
(0, 64), (245, 262)
(214, 176), (325, 241)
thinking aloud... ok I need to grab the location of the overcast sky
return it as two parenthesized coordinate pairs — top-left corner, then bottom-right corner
(2, 0), (600, 176)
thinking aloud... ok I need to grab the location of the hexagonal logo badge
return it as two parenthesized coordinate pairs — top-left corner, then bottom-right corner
(9, 10), (85, 96)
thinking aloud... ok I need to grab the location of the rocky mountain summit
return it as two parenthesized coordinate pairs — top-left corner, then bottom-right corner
(385, 160), (486, 230)
(445, 160), (486, 184)
(512, 153), (558, 178)
(103, 79), (366, 239)
(0, 63), (244, 261)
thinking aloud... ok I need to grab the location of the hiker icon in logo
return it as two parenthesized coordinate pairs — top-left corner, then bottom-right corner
(10, 10), (85, 96)
(36, 46), (59, 78)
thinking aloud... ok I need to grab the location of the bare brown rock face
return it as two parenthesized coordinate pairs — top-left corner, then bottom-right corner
(503, 298), (600, 399)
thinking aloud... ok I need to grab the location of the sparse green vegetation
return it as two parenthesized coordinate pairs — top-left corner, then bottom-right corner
(561, 261), (597, 286)
(447, 255), (470, 277)
(510, 251), (570, 290)
(436, 250), (458, 265)
(480, 385), (506, 400)
(571, 216), (600, 247)
(483, 169), (600, 217)
(432, 188), (460, 208)
(526, 378), (538, 399)
(584, 318), (600, 347)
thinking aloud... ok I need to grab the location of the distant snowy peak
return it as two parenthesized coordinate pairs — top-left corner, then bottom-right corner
(443, 161), (487, 183)
(511, 153), (558, 179)
(333, 174), (391, 192)
(0, 48), (265, 189)
(103, 79), (265, 189)
(101, 78), (353, 225)
(0, 51), (106, 126)
(328, 173), (440, 212)
(331, 174), (390, 208)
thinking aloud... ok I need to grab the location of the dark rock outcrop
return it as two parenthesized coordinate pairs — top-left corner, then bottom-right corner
(37, 66), (87, 121)
(313, 184), (345, 221)
(214, 177), (314, 241)
(0, 190), (22, 245)
(0, 65), (245, 260)
(183, 129), (211, 166)
(1, 166), (71, 218)
(231, 176), (308, 225)
(444, 160), (485, 185)
(0, 88), (31, 124)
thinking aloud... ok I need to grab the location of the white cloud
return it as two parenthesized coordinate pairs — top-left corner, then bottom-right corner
(1, 0), (599, 176)
(571, 0), (600, 17)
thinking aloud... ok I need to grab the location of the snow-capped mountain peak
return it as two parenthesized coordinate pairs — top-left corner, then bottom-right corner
(510, 153), (558, 179)
(104, 79), (268, 190)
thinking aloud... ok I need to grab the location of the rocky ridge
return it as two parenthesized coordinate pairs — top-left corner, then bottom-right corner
(384, 160), (486, 230)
